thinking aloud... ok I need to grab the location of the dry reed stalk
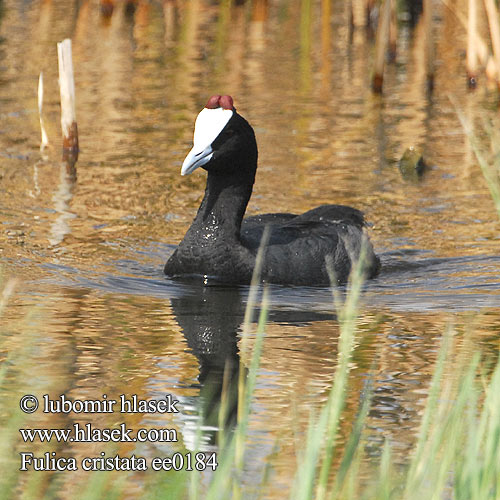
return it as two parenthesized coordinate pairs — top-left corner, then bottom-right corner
(350, 0), (364, 28)
(100, 0), (114, 17)
(466, 0), (478, 87)
(322, 0), (332, 46)
(321, 0), (332, 90)
(38, 73), (49, 151)
(252, 0), (268, 22)
(366, 0), (376, 31)
(348, 0), (354, 37)
(372, 0), (391, 93)
(441, 0), (489, 66)
(388, 0), (397, 62)
(57, 39), (79, 161)
(486, 56), (497, 82)
(484, 0), (500, 89)
(125, 0), (137, 15)
(424, 0), (434, 92)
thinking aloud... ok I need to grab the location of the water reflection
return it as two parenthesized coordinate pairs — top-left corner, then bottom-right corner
(49, 159), (77, 246)
(167, 280), (340, 451)
(170, 283), (242, 450)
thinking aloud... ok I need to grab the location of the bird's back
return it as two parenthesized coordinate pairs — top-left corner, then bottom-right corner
(240, 204), (380, 285)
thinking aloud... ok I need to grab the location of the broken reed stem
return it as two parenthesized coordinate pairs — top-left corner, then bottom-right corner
(466, 0), (478, 87)
(424, 0), (434, 92)
(372, 0), (391, 93)
(38, 73), (49, 151)
(57, 39), (79, 161)
(484, 0), (500, 90)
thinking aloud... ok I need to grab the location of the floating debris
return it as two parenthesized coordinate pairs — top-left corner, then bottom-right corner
(399, 147), (427, 181)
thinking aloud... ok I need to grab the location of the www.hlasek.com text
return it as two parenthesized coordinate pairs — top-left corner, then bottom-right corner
(20, 422), (177, 443)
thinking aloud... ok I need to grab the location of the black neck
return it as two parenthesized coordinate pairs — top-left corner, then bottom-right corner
(185, 170), (254, 243)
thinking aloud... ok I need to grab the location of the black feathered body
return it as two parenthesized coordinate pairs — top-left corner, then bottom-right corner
(165, 201), (379, 285)
(241, 205), (379, 284)
(164, 111), (380, 285)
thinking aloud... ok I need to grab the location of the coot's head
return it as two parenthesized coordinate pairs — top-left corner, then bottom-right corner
(181, 95), (257, 178)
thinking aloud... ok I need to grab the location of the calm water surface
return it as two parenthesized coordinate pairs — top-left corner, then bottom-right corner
(1, 0), (499, 497)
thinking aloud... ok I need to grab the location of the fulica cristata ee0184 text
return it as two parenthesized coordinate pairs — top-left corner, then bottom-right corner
(164, 95), (380, 285)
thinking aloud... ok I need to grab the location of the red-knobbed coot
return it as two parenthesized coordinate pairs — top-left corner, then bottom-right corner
(164, 95), (380, 284)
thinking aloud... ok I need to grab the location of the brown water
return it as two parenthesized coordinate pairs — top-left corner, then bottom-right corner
(1, 0), (500, 497)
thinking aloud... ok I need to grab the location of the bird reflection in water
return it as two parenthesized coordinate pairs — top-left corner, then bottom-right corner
(170, 281), (246, 450)
(169, 279), (336, 452)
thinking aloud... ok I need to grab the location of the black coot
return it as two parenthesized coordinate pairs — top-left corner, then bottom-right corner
(164, 95), (380, 285)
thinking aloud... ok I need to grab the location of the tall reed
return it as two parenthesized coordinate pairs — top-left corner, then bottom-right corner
(484, 0), (500, 89)
(372, 0), (391, 93)
(467, 0), (478, 87)
(455, 106), (500, 218)
(424, 0), (434, 91)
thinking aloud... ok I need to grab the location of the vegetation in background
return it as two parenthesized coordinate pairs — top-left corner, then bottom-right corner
(456, 108), (500, 219)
